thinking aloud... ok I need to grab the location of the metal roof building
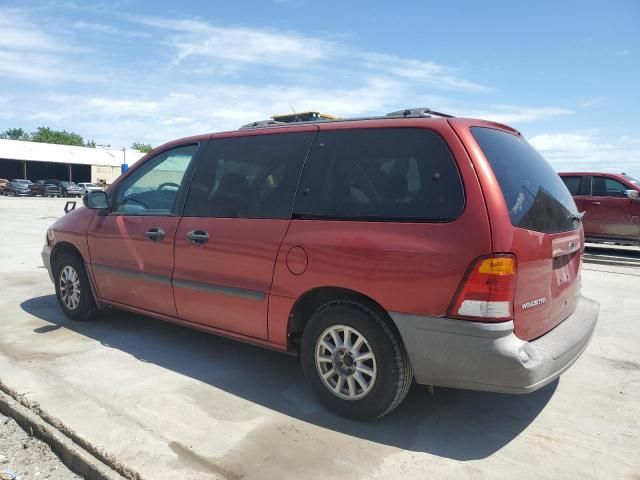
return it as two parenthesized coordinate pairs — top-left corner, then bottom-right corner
(0, 139), (145, 185)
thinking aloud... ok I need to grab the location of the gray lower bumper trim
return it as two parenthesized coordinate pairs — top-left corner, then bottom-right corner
(42, 245), (54, 283)
(390, 296), (599, 394)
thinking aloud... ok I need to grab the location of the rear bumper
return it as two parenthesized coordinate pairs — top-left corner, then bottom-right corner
(390, 296), (599, 393)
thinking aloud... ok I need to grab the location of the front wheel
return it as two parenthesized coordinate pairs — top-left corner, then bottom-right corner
(54, 252), (97, 321)
(301, 300), (413, 420)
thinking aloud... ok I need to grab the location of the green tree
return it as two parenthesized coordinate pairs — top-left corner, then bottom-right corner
(131, 142), (153, 153)
(85, 140), (96, 148)
(0, 128), (30, 141)
(30, 127), (84, 146)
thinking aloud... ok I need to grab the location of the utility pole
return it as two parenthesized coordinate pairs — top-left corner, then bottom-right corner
(121, 147), (128, 175)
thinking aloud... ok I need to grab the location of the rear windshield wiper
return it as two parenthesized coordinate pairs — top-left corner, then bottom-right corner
(569, 212), (585, 222)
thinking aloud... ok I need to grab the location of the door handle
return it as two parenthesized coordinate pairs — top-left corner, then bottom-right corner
(590, 201), (601, 205)
(186, 230), (209, 245)
(145, 227), (165, 242)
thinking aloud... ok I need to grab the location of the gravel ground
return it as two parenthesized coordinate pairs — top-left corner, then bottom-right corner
(0, 411), (79, 480)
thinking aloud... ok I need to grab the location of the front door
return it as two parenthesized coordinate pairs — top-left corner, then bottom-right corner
(173, 128), (317, 339)
(88, 143), (200, 316)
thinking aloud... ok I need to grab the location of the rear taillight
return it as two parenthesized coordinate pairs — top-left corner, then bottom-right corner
(448, 254), (516, 322)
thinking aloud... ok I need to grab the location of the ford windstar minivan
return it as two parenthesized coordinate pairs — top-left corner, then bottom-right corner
(43, 108), (599, 419)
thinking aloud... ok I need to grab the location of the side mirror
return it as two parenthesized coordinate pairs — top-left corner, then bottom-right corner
(84, 190), (109, 210)
(624, 189), (640, 201)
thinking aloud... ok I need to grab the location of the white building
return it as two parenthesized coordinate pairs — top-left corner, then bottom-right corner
(0, 139), (146, 185)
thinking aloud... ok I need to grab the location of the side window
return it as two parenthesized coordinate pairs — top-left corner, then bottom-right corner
(592, 176), (628, 198)
(183, 131), (315, 218)
(561, 176), (582, 195)
(114, 144), (198, 214)
(294, 128), (464, 221)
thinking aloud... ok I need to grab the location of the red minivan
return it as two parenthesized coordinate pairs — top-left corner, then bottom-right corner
(559, 172), (640, 246)
(42, 108), (599, 419)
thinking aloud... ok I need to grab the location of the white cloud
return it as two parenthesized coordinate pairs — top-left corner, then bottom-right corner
(128, 15), (486, 93)
(132, 16), (331, 68)
(69, 20), (162, 38)
(358, 53), (489, 92)
(1, 7), (582, 156)
(528, 133), (594, 151)
(529, 132), (640, 177)
(613, 48), (631, 57)
(4, 77), (412, 146)
(460, 105), (572, 124)
(0, 8), (101, 82)
(0, 9), (65, 52)
(580, 97), (603, 107)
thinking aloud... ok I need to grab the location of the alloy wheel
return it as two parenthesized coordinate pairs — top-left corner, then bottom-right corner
(315, 324), (377, 400)
(59, 265), (81, 310)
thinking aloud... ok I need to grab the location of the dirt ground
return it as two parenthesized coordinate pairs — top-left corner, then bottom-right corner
(0, 411), (79, 480)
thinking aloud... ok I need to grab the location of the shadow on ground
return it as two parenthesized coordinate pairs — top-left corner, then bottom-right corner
(21, 294), (557, 461)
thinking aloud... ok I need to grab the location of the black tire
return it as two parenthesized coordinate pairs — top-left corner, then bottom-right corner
(301, 300), (413, 420)
(53, 251), (97, 321)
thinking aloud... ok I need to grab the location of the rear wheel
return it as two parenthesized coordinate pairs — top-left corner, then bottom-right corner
(301, 300), (413, 420)
(54, 251), (97, 321)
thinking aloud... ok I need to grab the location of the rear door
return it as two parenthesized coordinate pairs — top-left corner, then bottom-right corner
(585, 176), (640, 240)
(560, 175), (586, 213)
(87, 143), (200, 316)
(467, 126), (583, 341)
(173, 128), (317, 339)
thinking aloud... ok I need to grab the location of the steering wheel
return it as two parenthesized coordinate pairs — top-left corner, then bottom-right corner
(158, 182), (180, 191)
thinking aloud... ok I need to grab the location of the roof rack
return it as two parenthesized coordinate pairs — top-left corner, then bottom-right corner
(239, 119), (285, 130)
(239, 107), (454, 130)
(239, 111), (338, 130)
(272, 111), (338, 123)
(385, 107), (455, 119)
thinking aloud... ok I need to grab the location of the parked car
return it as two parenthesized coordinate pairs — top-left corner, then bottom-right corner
(77, 183), (103, 196)
(11, 179), (33, 187)
(4, 180), (32, 196)
(59, 181), (83, 198)
(0, 179), (8, 194)
(30, 179), (63, 197)
(42, 108), (599, 419)
(559, 172), (640, 246)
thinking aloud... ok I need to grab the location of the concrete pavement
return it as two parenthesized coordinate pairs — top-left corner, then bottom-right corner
(0, 197), (638, 479)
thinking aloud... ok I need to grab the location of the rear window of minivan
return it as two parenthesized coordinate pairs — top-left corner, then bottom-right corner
(294, 128), (464, 221)
(472, 127), (579, 234)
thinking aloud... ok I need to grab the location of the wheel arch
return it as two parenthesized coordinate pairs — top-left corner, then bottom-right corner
(50, 241), (86, 272)
(51, 241), (101, 308)
(287, 286), (401, 351)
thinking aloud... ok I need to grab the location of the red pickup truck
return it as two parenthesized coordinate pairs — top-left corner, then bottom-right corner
(559, 172), (640, 246)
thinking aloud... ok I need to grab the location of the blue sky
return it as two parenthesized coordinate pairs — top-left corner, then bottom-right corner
(1, 0), (638, 176)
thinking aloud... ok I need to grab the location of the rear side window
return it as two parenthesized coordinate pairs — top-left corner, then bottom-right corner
(560, 176), (582, 195)
(472, 127), (579, 234)
(183, 131), (315, 218)
(294, 128), (464, 221)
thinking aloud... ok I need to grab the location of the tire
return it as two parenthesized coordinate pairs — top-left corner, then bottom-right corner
(54, 251), (97, 321)
(301, 300), (413, 420)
